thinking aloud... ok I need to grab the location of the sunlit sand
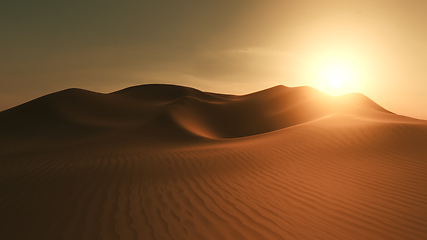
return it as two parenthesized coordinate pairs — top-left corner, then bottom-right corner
(1, 84), (427, 239)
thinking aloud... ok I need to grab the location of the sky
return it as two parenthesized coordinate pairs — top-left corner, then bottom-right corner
(1, 0), (427, 119)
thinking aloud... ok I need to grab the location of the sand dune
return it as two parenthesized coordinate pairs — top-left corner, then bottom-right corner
(1, 84), (427, 239)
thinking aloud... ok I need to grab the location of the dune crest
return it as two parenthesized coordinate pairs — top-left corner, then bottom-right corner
(1, 84), (427, 240)
(0, 84), (403, 140)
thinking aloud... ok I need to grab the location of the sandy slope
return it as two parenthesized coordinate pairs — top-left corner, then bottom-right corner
(1, 84), (427, 239)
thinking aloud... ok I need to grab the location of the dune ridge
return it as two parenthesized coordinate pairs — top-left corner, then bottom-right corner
(0, 84), (398, 140)
(1, 84), (427, 239)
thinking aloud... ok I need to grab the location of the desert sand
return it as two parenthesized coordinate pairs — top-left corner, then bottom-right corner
(1, 84), (427, 239)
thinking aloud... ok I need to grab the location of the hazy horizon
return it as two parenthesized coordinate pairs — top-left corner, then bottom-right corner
(2, 1), (427, 119)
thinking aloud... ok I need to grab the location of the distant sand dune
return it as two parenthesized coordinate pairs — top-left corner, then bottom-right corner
(1, 84), (427, 239)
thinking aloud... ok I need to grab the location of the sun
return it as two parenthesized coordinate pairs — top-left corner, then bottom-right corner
(317, 62), (356, 95)
(322, 64), (351, 88)
(303, 51), (365, 96)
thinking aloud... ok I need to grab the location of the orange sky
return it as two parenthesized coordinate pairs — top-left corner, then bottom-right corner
(1, 1), (427, 119)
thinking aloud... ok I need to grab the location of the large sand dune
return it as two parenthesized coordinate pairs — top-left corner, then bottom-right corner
(1, 84), (427, 239)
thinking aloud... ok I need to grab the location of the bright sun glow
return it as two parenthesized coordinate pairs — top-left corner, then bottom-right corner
(302, 50), (367, 96)
(322, 63), (352, 90)
(313, 60), (359, 95)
